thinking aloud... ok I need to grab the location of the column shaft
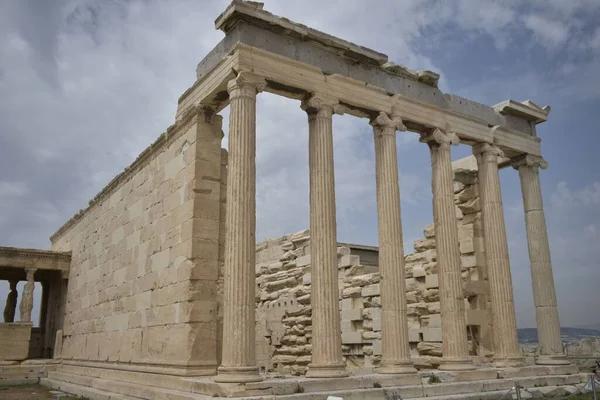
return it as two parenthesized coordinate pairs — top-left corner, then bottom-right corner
(422, 129), (473, 371)
(474, 143), (523, 367)
(514, 156), (568, 365)
(216, 72), (265, 383)
(372, 112), (415, 374)
(303, 94), (348, 378)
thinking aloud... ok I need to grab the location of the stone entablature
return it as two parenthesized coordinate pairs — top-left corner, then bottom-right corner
(0, 247), (71, 274)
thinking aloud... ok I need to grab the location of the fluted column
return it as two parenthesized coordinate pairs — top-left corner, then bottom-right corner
(473, 143), (523, 367)
(302, 94), (348, 378)
(216, 72), (266, 383)
(371, 112), (416, 374)
(512, 155), (569, 365)
(19, 268), (36, 322)
(421, 129), (474, 371)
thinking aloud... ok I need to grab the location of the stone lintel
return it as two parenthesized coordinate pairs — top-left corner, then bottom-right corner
(214, 0), (389, 66)
(493, 99), (550, 124)
(0, 247), (71, 273)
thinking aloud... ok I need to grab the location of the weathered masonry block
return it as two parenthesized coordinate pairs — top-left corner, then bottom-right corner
(49, 107), (226, 376)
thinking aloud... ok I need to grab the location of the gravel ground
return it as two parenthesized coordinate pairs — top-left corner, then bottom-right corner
(0, 384), (83, 399)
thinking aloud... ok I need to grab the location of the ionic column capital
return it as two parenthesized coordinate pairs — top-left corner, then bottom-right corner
(511, 154), (548, 170)
(227, 72), (267, 99)
(419, 128), (459, 148)
(473, 142), (504, 159)
(370, 112), (407, 137)
(301, 93), (346, 118)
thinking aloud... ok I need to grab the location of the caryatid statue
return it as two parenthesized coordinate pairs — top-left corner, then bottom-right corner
(19, 269), (36, 322)
(3, 280), (18, 323)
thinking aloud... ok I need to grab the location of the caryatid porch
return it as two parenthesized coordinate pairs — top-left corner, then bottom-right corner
(179, 1), (568, 382)
(0, 247), (70, 361)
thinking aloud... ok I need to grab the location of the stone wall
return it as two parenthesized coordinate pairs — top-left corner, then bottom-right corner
(50, 108), (226, 375)
(522, 338), (600, 371)
(254, 160), (493, 375)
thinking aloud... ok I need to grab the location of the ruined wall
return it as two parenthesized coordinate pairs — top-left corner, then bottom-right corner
(254, 161), (492, 375)
(50, 107), (226, 375)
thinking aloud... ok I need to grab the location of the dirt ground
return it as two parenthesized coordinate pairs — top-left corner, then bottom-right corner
(0, 384), (83, 399)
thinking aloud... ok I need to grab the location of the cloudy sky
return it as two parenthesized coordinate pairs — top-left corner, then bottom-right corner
(0, 0), (599, 330)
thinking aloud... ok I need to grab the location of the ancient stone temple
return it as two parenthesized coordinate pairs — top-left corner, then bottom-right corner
(0, 1), (589, 399)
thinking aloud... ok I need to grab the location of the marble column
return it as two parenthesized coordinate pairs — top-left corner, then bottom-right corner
(302, 94), (348, 378)
(19, 269), (36, 322)
(216, 72), (266, 383)
(421, 129), (474, 371)
(512, 154), (569, 365)
(473, 143), (523, 367)
(371, 112), (416, 374)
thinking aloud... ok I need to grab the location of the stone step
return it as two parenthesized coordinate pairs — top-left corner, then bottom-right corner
(45, 372), (215, 400)
(42, 377), (137, 400)
(43, 367), (589, 400)
(58, 363), (199, 393)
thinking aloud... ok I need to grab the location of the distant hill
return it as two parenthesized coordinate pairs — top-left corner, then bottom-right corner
(518, 327), (600, 345)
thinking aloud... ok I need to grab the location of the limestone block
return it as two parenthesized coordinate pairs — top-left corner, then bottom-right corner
(424, 223), (435, 238)
(463, 280), (487, 296)
(362, 331), (381, 340)
(425, 274), (439, 289)
(412, 266), (426, 278)
(422, 327), (442, 342)
(427, 302), (441, 314)
(460, 254), (477, 269)
(454, 169), (478, 185)
(339, 254), (360, 268)
(372, 340), (382, 356)
(408, 329), (420, 342)
(296, 254), (311, 267)
(341, 309), (362, 321)
(405, 277), (419, 291)
(455, 207), (464, 219)
(0, 323), (32, 361)
(456, 184), (479, 203)
(458, 198), (480, 214)
(427, 314), (442, 328)
(417, 341), (443, 356)
(302, 272), (311, 285)
(466, 309), (490, 326)
(459, 238), (475, 254)
(340, 320), (353, 332)
(454, 181), (465, 194)
(414, 238), (436, 252)
(342, 286), (362, 298)
(342, 332), (363, 344)
(406, 291), (417, 303)
(350, 273), (379, 287)
(337, 246), (351, 256)
(361, 283), (380, 297)
(421, 288), (439, 302)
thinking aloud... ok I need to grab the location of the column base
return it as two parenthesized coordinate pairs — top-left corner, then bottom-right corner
(494, 356), (525, 368)
(438, 357), (476, 371)
(535, 355), (571, 365)
(215, 366), (263, 383)
(375, 359), (417, 374)
(306, 362), (348, 378)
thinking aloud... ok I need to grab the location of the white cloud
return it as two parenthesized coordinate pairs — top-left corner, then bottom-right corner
(551, 181), (600, 209)
(522, 14), (570, 49)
